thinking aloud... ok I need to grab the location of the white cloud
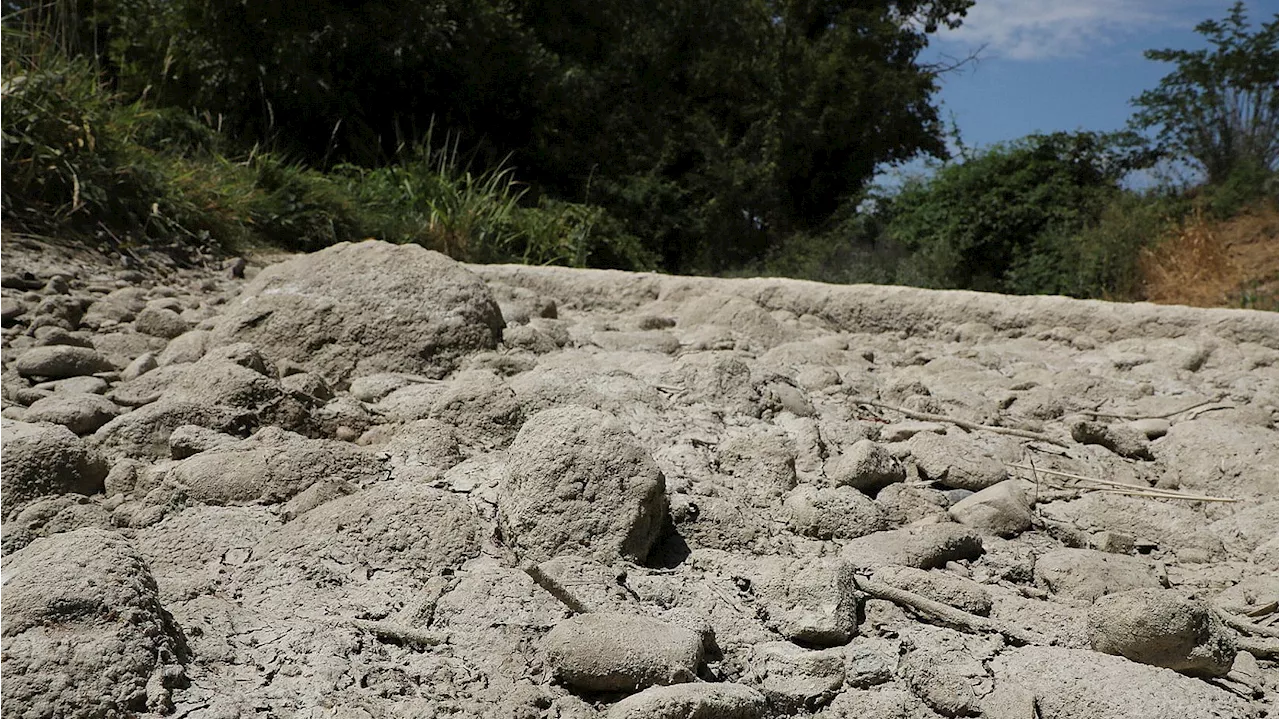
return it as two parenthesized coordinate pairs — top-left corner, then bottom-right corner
(935, 0), (1217, 61)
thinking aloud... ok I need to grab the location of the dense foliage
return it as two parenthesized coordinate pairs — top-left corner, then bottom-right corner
(9, 0), (973, 272)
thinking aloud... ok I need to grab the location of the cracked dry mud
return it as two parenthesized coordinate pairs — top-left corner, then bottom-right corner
(1, 237), (1276, 719)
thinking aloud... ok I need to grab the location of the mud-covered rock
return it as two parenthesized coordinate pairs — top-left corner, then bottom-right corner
(947, 480), (1033, 537)
(605, 682), (767, 719)
(543, 613), (703, 692)
(211, 240), (504, 382)
(498, 406), (667, 564)
(22, 392), (121, 435)
(906, 432), (1009, 491)
(750, 641), (845, 713)
(1035, 548), (1168, 602)
(784, 484), (890, 539)
(842, 524), (985, 570)
(14, 345), (115, 378)
(2, 528), (187, 717)
(1087, 588), (1236, 677)
(2, 420), (108, 514)
(826, 439), (905, 493)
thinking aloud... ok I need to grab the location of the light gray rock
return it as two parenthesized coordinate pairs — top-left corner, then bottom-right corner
(821, 689), (944, 719)
(873, 566), (993, 616)
(784, 484), (890, 539)
(543, 613), (703, 692)
(0, 494), (114, 554)
(22, 392), (122, 435)
(32, 375), (109, 395)
(1088, 588), (1236, 677)
(428, 369), (524, 448)
(498, 406), (667, 564)
(211, 240), (504, 383)
(990, 646), (1252, 719)
(120, 347), (157, 381)
(156, 329), (211, 365)
(841, 524), (985, 570)
(383, 419), (464, 475)
(947, 479), (1033, 537)
(107, 364), (187, 407)
(1070, 419), (1153, 460)
(605, 682), (767, 719)
(826, 439), (905, 493)
(167, 423), (240, 459)
(750, 641), (845, 713)
(899, 628), (995, 718)
(14, 345), (115, 378)
(134, 306), (189, 339)
(842, 637), (898, 689)
(2, 528), (186, 717)
(163, 426), (382, 505)
(91, 400), (253, 462)
(348, 372), (417, 403)
(2, 420), (108, 514)
(905, 432), (1009, 491)
(876, 483), (951, 524)
(1034, 548), (1167, 602)
(751, 555), (859, 646)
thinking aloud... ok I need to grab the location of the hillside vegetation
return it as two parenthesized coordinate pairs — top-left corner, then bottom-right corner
(2, 0), (1275, 308)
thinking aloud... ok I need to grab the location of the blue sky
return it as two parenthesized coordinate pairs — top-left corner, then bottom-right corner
(884, 0), (1275, 185)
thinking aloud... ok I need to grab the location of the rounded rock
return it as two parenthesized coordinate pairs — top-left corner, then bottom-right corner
(543, 613), (703, 692)
(1088, 588), (1236, 677)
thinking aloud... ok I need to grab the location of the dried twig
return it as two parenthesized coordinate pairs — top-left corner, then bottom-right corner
(523, 564), (595, 614)
(850, 398), (1069, 446)
(853, 576), (1048, 647)
(1081, 398), (1227, 421)
(1005, 463), (1239, 503)
(346, 619), (448, 647)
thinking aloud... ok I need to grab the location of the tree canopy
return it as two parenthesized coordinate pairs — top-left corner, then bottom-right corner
(85, 0), (973, 272)
(1129, 1), (1278, 184)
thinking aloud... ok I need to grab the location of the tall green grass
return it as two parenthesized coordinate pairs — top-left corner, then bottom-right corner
(1, 14), (654, 268)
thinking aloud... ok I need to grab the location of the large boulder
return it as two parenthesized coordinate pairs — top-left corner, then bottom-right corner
(497, 406), (668, 565)
(2, 528), (187, 717)
(1, 420), (108, 515)
(210, 240), (504, 383)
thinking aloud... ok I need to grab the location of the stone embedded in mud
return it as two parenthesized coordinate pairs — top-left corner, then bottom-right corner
(750, 641), (845, 713)
(873, 566), (993, 616)
(22, 392), (122, 435)
(498, 405), (667, 565)
(134, 306), (190, 339)
(211, 240), (504, 383)
(1070, 419), (1153, 460)
(2, 419), (108, 514)
(91, 399), (255, 462)
(991, 645), (1252, 719)
(947, 479), (1034, 537)
(826, 439), (905, 493)
(784, 484), (890, 539)
(543, 613), (703, 692)
(906, 432), (1009, 491)
(1034, 548), (1167, 602)
(752, 555), (860, 646)
(162, 426), (383, 505)
(842, 523), (985, 570)
(605, 682), (767, 719)
(1087, 588), (1236, 677)
(2, 528), (186, 718)
(14, 344), (115, 378)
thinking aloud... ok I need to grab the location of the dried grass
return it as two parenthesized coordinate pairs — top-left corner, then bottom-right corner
(1138, 200), (1279, 310)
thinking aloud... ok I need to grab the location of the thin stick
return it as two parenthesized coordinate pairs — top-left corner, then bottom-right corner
(1005, 463), (1238, 503)
(1095, 488), (1240, 503)
(346, 619), (448, 647)
(853, 576), (1048, 647)
(850, 398), (1069, 447)
(1080, 398), (1225, 421)
(1218, 609), (1280, 638)
(523, 563), (595, 614)
(1245, 601), (1278, 618)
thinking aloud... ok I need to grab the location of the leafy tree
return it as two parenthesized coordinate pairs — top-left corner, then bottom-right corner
(879, 131), (1157, 293)
(1129, 2), (1278, 184)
